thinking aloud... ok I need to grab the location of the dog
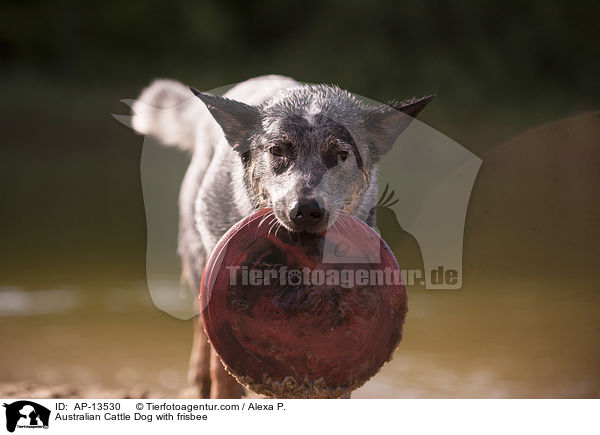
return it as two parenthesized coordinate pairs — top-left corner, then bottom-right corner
(132, 75), (432, 398)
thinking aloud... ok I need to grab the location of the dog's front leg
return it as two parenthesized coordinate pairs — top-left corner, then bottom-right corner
(188, 316), (212, 398)
(209, 347), (243, 398)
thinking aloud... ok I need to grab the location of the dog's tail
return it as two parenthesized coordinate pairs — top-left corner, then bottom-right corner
(131, 79), (204, 152)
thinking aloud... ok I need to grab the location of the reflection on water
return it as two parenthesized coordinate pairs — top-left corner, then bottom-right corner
(0, 288), (79, 316)
(1, 281), (598, 398)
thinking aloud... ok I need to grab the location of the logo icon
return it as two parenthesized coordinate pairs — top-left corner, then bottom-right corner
(3, 401), (50, 433)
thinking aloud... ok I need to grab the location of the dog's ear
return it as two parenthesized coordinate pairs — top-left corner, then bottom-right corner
(362, 94), (434, 160)
(190, 87), (261, 153)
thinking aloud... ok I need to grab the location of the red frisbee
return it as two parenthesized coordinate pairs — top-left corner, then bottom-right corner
(200, 208), (407, 398)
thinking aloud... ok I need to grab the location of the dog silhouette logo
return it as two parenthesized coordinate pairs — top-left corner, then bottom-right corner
(374, 184), (424, 275)
(3, 401), (50, 433)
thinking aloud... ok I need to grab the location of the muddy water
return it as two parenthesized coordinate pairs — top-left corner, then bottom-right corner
(0, 277), (598, 398)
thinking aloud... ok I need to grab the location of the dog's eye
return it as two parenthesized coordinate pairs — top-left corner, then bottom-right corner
(269, 146), (285, 157)
(338, 151), (349, 162)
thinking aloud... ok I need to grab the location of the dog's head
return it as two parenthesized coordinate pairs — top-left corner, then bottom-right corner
(192, 85), (432, 233)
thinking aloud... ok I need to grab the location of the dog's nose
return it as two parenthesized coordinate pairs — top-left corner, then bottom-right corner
(290, 199), (326, 228)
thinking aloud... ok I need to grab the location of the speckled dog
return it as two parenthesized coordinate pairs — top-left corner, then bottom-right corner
(132, 75), (432, 398)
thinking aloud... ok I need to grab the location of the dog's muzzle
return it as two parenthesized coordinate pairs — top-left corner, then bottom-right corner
(288, 198), (329, 232)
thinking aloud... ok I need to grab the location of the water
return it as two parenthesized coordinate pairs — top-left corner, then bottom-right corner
(1, 279), (597, 398)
